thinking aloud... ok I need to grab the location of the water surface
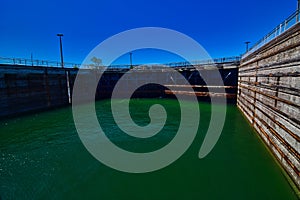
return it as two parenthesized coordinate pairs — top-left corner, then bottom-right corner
(0, 99), (297, 199)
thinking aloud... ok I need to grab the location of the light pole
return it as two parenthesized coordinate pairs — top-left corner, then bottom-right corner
(245, 41), (251, 52)
(297, 0), (300, 22)
(57, 33), (64, 68)
(129, 52), (133, 69)
(31, 53), (33, 66)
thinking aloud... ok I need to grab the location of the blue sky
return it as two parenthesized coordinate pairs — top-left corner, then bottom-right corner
(0, 0), (297, 65)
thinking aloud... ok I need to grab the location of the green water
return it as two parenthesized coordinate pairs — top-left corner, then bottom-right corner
(0, 99), (297, 199)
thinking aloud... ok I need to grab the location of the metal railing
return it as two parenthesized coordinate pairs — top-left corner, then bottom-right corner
(243, 10), (300, 59)
(0, 56), (84, 68)
(165, 56), (241, 67)
(0, 56), (241, 69)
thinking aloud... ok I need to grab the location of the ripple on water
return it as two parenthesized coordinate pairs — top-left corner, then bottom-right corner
(0, 99), (298, 199)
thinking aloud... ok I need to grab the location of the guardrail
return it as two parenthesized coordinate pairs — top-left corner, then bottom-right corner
(0, 56), (84, 68)
(243, 10), (300, 59)
(165, 56), (241, 67)
(0, 56), (241, 69)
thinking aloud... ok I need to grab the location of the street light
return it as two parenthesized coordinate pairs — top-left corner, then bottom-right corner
(245, 41), (251, 52)
(31, 53), (33, 66)
(129, 52), (133, 69)
(57, 33), (64, 68)
(297, 0), (300, 22)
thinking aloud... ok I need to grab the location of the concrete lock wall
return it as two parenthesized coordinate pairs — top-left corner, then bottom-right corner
(238, 23), (300, 189)
(0, 65), (238, 118)
(0, 65), (77, 118)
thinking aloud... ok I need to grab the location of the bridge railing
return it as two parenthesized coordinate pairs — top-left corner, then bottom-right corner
(0, 56), (241, 69)
(243, 9), (300, 59)
(164, 56), (241, 67)
(0, 56), (85, 68)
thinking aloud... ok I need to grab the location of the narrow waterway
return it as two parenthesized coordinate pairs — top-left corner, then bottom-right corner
(0, 99), (297, 199)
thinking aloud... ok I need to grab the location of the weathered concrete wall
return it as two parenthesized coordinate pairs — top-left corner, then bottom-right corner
(90, 67), (238, 102)
(0, 64), (238, 118)
(238, 23), (300, 189)
(164, 67), (238, 103)
(0, 65), (77, 118)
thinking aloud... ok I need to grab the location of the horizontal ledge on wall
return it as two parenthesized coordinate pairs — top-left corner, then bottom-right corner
(238, 84), (300, 109)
